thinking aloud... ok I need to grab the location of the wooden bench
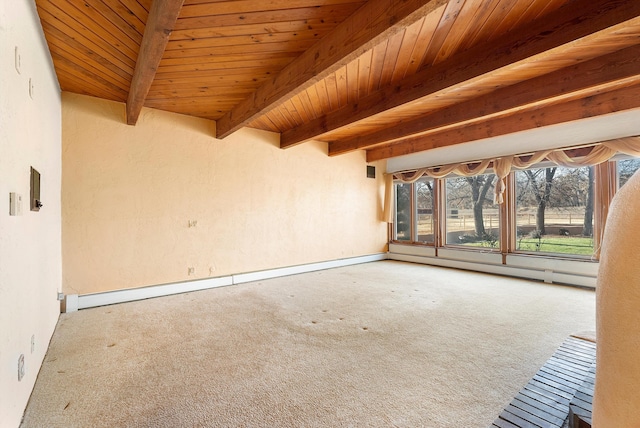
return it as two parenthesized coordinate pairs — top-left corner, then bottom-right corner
(491, 336), (596, 428)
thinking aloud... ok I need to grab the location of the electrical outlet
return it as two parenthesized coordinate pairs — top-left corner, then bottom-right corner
(29, 78), (35, 99)
(188, 220), (197, 228)
(31, 335), (35, 354)
(18, 354), (25, 381)
(188, 267), (195, 275)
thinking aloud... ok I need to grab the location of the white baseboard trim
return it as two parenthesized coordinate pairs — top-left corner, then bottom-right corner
(65, 253), (387, 312)
(388, 253), (596, 288)
(232, 253), (387, 284)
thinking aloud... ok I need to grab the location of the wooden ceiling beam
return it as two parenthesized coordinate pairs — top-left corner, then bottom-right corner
(329, 44), (640, 156)
(126, 0), (185, 126)
(215, 0), (448, 139)
(365, 84), (640, 162)
(281, 0), (640, 148)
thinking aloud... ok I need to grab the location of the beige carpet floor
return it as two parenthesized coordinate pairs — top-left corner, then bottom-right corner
(21, 261), (596, 427)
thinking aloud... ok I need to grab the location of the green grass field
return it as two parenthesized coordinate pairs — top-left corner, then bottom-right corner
(460, 235), (594, 256)
(516, 236), (594, 256)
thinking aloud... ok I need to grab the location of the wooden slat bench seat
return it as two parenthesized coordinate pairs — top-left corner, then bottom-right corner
(491, 336), (596, 428)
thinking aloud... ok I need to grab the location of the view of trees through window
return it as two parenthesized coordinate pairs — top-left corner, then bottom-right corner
(395, 183), (411, 241)
(445, 174), (500, 248)
(618, 158), (640, 188)
(515, 166), (594, 256)
(393, 157), (640, 259)
(394, 179), (434, 243)
(416, 178), (434, 243)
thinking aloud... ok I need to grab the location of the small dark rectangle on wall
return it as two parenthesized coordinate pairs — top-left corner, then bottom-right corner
(367, 165), (376, 179)
(30, 167), (42, 211)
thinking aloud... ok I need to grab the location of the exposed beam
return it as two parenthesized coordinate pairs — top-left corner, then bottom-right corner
(281, 0), (640, 148)
(365, 84), (640, 162)
(215, 0), (448, 139)
(126, 0), (185, 126)
(329, 45), (640, 155)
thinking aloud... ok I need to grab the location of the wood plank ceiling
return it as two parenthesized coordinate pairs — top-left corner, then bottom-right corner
(35, 0), (640, 162)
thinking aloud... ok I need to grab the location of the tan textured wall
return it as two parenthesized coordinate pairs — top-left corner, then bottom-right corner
(62, 93), (387, 295)
(593, 170), (640, 427)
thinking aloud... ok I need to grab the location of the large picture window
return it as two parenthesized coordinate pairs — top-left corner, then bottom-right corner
(514, 166), (594, 256)
(393, 179), (435, 244)
(416, 178), (435, 243)
(445, 173), (499, 248)
(394, 183), (412, 241)
(389, 141), (640, 262)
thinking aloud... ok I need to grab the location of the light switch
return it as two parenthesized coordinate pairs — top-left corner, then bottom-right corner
(9, 192), (23, 216)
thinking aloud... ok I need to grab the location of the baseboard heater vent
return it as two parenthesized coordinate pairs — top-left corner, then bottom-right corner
(64, 253), (387, 312)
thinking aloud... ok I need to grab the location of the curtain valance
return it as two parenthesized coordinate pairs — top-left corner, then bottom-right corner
(383, 136), (640, 223)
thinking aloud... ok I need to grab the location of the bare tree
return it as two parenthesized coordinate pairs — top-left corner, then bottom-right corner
(524, 168), (557, 234)
(465, 175), (496, 237)
(583, 167), (594, 237)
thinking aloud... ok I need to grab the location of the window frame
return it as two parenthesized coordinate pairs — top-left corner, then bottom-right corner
(442, 171), (502, 252)
(389, 153), (640, 262)
(511, 164), (597, 260)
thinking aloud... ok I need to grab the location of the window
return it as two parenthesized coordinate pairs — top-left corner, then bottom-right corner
(618, 158), (640, 189)
(515, 166), (594, 256)
(415, 178), (435, 243)
(393, 179), (435, 244)
(394, 183), (411, 241)
(390, 150), (640, 262)
(445, 174), (499, 248)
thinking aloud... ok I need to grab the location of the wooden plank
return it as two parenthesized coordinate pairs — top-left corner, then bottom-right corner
(421, 0), (466, 67)
(37, 0), (140, 62)
(531, 375), (577, 397)
(170, 19), (340, 41)
(215, 0), (449, 138)
(492, 418), (521, 428)
(155, 56), (297, 74)
(378, 30), (405, 88)
(492, 337), (598, 428)
(173, 4), (362, 31)
(178, 0), (365, 18)
(126, 0), (185, 125)
(457, 0), (502, 51)
(50, 51), (128, 100)
(506, 405), (554, 428)
(545, 358), (592, 379)
(432, 0), (486, 65)
(158, 51), (298, 67)
(498, 409), (540, 428)
(45, 32), (131, 92)
(519, 388), (569, 413)
(366, 83), (640, 161)
(512, 391), (567, 423)
(162, 40), (317, 59)
(540, 363), (590, 384)
(573, 391), (595, 404)
(35, 5), (135, 74)
(523, 383), (571, 407)
(539, 367), (584, 389)
(553, 349), (596, 366)
(328, 45), (640, 155)
(511, 397), (565, 426)
(281, 0), (640, 148)
(571, 396), (593, 412)
(166, 31), (326, 52)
